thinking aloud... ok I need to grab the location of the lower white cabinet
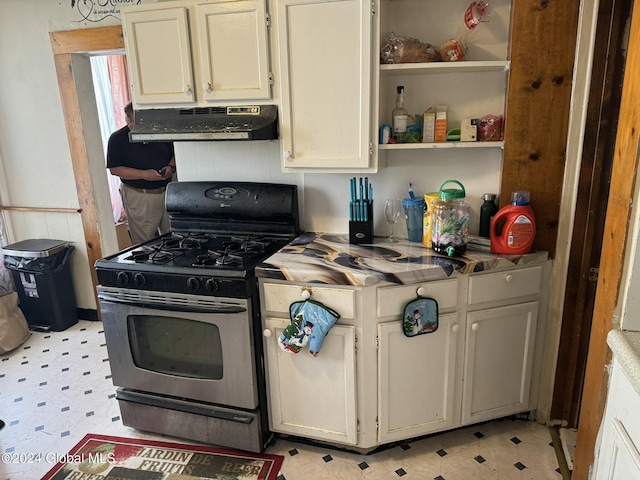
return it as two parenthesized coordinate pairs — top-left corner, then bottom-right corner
(262, 316), (358, 445)
(377, 313), (459, 443)
(461, 301), (539, 425)
(595, 360), (640, 479)
(259, 260), (550, 450)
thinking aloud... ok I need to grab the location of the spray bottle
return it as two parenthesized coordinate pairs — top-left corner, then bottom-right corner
(490, 191), (536, 255)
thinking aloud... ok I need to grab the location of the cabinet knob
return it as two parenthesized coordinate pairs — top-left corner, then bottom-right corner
(284, 151), (293, 161)
(451, 324), (459, 333)
(471, 323), (480, 331)
(202, 81), (212, 93)
(301, 289), (311, 300)
(183, 85), (192, 95)
(505, 274), (513, 283)
(416, 286), (426, 297)
(263, 329), (272, 338)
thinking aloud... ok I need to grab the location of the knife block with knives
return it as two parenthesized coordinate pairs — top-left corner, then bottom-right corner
(349, 177), (373, 245)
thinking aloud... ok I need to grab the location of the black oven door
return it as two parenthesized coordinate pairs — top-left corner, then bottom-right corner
(97, 286), (258, 410)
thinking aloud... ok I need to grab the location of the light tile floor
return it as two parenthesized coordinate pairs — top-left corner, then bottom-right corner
(0, 320), (564, 480)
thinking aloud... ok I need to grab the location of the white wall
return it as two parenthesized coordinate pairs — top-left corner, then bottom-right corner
(176, 141), (502, 236)
(618, 136), (640, 331)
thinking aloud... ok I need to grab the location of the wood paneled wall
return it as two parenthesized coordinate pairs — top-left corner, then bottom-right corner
(503, 1), (581, 257)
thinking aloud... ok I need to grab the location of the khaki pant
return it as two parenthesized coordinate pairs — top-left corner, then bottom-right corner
(120, 185), (170, 244)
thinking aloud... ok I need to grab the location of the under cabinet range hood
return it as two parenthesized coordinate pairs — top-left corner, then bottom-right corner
(129, 105), (278, 142)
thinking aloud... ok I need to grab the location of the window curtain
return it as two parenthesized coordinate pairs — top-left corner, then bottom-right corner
(90, 54), (130, 224)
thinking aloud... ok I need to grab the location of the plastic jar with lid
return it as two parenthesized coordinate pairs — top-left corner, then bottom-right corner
(431, 180), (470, 257)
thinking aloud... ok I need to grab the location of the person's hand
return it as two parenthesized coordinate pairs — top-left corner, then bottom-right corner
(158, 165), (174, 179)
(142, 168), (165, 181)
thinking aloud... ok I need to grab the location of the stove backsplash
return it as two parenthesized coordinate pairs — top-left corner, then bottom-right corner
(173, 140), (502, 238)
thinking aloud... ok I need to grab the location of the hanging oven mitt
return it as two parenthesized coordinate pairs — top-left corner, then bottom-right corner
(402, 294), (438, 337)
(279, 299), (340, 356)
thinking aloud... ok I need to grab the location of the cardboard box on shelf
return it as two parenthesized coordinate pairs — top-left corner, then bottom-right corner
(460, 117), (478, 142)
(434, 106), (447, 143)
(422, 111), (435, 143)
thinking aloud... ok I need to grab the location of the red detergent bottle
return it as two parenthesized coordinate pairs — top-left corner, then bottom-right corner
(490, 191), (536, 254)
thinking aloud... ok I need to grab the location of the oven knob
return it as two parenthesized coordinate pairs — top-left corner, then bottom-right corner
(186, 276), (201, 290)
(116, 271), (129, 286)
(133, 273), (146, 287)
(205, 278), (219, 293)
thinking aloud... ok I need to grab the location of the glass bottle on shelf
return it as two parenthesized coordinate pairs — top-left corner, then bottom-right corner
(392, 86), (408, 143)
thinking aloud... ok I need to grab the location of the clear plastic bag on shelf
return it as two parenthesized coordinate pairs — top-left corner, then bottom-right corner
(440, 1), (492, 62)
(381, 32), (441, 64)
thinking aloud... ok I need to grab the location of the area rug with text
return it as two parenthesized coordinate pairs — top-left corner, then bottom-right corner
(42, 434), (283, 480)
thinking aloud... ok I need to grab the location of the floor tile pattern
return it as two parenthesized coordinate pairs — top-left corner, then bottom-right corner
(0, 320), (563, 479)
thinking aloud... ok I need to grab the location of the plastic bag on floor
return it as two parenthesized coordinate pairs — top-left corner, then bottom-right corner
(0, 292), (29, 354)
(0, 260), (15, 296)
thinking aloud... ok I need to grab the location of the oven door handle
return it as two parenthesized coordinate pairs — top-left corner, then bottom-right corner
(98, 294), (246, 314)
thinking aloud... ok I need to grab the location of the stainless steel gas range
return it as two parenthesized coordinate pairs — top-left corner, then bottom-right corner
(95, 181), (299, 453)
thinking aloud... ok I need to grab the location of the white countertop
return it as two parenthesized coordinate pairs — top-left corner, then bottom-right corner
(607, 329), (640, 396)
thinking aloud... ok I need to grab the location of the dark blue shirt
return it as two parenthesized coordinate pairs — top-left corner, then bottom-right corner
(106, 126), (174, 190)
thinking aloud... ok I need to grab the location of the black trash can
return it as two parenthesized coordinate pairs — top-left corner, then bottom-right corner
(1, 239), (77, 332)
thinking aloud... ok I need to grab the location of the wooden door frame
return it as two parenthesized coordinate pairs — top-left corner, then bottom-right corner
(573, 1), (640, 478)
(49, 25), (124, 309)
(551, 0), (630, 429)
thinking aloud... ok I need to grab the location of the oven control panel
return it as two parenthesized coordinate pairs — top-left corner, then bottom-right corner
(96, 269), (255, 298)
(209, 186), (247, 200)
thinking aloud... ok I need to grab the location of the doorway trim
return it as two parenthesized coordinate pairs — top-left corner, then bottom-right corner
(573, 2), (640, 476)
(49, 25), (124, 309)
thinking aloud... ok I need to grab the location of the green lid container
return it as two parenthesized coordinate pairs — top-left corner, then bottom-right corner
(438, 180), (466, 200)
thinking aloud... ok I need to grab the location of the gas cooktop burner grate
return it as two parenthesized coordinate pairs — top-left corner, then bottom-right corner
(114, 232), (290, 271)
(160, 233), (211, 250)
(215, 253), (243, 267)
(228, 236), (274, 253)
(126, 248), (177, 264)
(193, 249), (244, 268)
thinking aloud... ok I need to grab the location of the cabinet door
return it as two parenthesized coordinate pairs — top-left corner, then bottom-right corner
(461, 301), (538, 425)
(196, 0), (271, 102)
(123, 6), (195, 106)
(275, 0), (372, 169)
(598, 419), (640, 479)
(595, 361), (640, 479)
(378, 314), (460, 443)
(263, 317), (358, 445)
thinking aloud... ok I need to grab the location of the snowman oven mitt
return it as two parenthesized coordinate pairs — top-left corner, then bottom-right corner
(402, 296), (438, 337)
(279, 299), (340, 356)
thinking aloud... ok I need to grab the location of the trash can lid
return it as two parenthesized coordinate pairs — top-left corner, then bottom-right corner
(1, 239), (68, 258)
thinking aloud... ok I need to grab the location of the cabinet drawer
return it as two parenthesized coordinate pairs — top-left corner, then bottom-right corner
(468, 267), (542, 305)
(262, 283), (355, 319)
(377, 279), (458, 318)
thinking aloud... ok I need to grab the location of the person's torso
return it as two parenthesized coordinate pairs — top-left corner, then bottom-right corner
(110, 128), (174, 189)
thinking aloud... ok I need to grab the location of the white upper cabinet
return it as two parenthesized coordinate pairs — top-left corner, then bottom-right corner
(274, 0), (374, 171)
(123, 5), (194, 105)
(122, 0), (272, 108)
(196, 1), (271, 102)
